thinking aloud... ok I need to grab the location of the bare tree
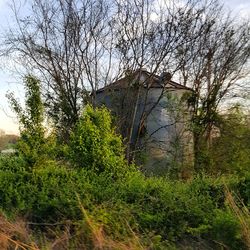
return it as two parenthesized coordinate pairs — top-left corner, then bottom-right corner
(175, 1), (250, 168)
(5, 0), (115, 139)
(108, 0), (212, 159)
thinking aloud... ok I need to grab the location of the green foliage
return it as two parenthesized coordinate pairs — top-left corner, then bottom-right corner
(195, 105), (250, 175)
(0, 155), (26, 173)
(210, 209), (243, 249)
(210, 106), (250, 175)
(7, 75), (44, 133)
(69, 105), (128, 176)
(0, 99), (249, 248)
(0, 152), (248, 248)
(114, 174), (218, 239)
(234, 172), (250, 208)
(7, 75), (57, 166)
(0, 159), (84, 221)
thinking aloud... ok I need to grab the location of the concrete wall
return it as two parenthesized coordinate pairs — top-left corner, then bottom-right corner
(96, 87), (193, 175)
(140, 88), (193, 175)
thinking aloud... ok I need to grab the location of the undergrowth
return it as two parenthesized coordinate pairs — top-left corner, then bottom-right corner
(0, 104), (249, 249)
(0, 156), (249, 249)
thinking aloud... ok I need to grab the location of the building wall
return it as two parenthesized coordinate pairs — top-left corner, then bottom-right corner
(139, 88), (193, 175)
(95, 87), (193, 175)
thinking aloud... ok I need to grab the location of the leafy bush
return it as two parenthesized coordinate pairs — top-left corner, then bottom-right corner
(0, 154), (248, 248)
(234, 172), (250, 208)
(0, 102), (248, 248)
(69, 105), (129, 176)
(210, 209), (243, 249)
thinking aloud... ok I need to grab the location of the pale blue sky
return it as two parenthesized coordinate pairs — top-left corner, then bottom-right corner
(0, 0), (249, 134)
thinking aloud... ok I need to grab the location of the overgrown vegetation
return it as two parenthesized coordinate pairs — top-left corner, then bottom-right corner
(7, 76), (55, 166)
(0, 0), (250, 248)
(0, 76), (249, 249)
(69, 105), (128, 176)
(0, 158), (249, 249)
(209, 106), (250, 175)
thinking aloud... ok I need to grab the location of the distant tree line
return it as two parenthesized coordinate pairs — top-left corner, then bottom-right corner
(0, 129), (19, 151)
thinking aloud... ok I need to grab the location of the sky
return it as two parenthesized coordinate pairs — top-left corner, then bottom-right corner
(0, 0), (250, 134)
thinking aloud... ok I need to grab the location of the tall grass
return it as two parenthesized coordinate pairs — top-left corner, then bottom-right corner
(225, 185), (250, 248)
(0, 214), (39, 250)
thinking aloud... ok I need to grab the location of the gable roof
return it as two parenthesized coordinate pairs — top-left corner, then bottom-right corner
(96, 69), (193, 93)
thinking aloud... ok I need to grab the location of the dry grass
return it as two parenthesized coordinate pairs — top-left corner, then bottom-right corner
(0, 210), (148, 250)
(224, 185), (250, 249)
(0, 214), (39, 250)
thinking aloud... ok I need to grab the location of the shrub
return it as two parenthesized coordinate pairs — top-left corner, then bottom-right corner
(69, 105), (129, 176)
(0, 101), (248, 248)
(209, 209), (243, 249)
(0, 155), (248, 248)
